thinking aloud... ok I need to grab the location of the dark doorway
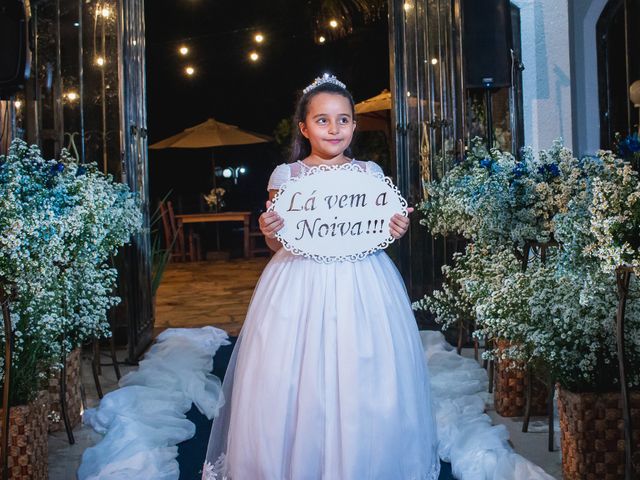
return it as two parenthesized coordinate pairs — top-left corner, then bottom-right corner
(597, 0), (640, 148)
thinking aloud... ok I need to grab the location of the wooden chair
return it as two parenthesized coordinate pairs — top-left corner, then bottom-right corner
(159, 200), (202, 261)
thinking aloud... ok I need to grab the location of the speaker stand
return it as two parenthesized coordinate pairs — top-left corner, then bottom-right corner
(484, 88), (494, 150)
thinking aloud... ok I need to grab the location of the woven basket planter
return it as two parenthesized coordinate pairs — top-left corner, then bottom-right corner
(558, 387), (640, 480)
(47, 347), (82, 433)
(0, 391), (49, 479)
(493, 340), (548, 417)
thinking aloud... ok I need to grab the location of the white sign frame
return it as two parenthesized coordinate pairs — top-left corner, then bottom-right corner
(268, 162), (408, 263)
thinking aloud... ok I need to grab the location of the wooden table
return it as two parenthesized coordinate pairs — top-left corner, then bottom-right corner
(175, 211), (252, 259)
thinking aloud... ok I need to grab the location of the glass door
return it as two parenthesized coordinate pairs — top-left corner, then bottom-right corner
(388, 0), (463, 313)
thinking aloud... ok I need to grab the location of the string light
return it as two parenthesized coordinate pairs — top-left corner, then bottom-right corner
(100, 6), (111, 18)
(318, 35), (326, 44)
(179, 46), (189, 55)
(185, 66), (195, 76)
(95, 56), (105, 66)
(254, 33), (264, 43)
(66, 92), (79, 101)
(249, 51), (259, 62)
(431, 58), (438, 65)
(14, 100), (22, 109)
(329, 19), (338, 28)
(403, 2), (413, 11)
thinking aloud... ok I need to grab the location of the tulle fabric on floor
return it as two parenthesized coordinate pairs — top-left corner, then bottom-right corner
(79, 327), (229, 480)
(202, 248), (440, 480)
(421, 331), (555, 480)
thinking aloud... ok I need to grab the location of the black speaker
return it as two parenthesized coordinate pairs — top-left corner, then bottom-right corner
(462, 0), (513, 89)
(0, 0), (31, 98)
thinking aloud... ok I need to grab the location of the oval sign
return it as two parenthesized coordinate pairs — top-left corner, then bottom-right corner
(269, 163), (408, 263)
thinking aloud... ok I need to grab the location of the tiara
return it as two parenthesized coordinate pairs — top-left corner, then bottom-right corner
(302, 73), (346, 94)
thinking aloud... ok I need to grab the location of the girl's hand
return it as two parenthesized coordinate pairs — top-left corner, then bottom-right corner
(259, 200), (284, 238)
(389, 207), (414, 239)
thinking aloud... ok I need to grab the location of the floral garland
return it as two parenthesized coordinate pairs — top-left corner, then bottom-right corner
(0, 140), (142, 405)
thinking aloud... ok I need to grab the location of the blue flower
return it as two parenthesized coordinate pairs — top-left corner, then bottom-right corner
(537, 163), (560, 178)
(50, 162), (64, 175)
(512, 163), (527, 178)
(76, 166), (87, 176)
(479, 158), (492, 169)
(618, 133), (640, 157)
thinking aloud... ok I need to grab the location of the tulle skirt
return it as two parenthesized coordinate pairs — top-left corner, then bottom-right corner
(202, 248), (440, 480)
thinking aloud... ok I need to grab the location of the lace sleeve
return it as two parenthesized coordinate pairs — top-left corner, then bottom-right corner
(267, 163), (291, 191)
(366, 161), (384, 175)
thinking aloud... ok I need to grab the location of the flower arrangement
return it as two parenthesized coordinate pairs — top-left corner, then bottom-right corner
(584, 151), (640, 273)
(0, 139), (142, 405)
(203, 187), (226, 211)
(415, 140), (640, 391)
(419, 138), (583, 250)
(614, 131), (640, 167)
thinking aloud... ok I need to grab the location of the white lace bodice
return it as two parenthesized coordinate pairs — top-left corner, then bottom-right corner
(267, 159), (384, 191)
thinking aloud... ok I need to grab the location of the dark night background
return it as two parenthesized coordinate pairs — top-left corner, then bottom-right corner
(145, 0), (390, 253)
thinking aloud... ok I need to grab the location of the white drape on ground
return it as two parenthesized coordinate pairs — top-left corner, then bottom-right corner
(77, 326), (554, 480)
(420, 331), (555, 480)
(78, 327), (230, 480)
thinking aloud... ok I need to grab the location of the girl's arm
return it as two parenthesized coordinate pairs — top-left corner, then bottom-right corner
(259, 190), (284, 252)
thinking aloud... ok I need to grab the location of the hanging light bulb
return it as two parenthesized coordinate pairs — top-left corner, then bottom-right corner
(100, 6), (111, 18)
(95, 56), (105, 66)
(254, 33), (264, 43)
(249, 51), (259, 62)
(185, 66), (195, 76)
(318, 36), (326, 44)
(431, 58), (438, 65)
(329, 19), (338, 29)
(179, 46), (189, 55)
(14, 100), (22, 109)
(66, 92), (79, 101)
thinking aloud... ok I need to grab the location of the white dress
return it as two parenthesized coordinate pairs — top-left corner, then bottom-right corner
(202, 159), (440, 480)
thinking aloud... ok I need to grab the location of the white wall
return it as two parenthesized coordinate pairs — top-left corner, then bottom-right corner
(512, 0), (573, 153)
(569, 0), (608, 156)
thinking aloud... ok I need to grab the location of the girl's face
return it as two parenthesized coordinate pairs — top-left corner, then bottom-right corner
(299, 92), (356, 160)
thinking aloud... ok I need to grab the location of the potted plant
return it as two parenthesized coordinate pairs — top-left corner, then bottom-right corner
(0, 140), (142, 475)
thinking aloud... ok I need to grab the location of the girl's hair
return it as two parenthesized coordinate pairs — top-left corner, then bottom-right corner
(289, 82), (357, 163)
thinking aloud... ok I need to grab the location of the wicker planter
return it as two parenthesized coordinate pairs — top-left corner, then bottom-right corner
(493, 341), (548, 417)
(47, 347), (82, 433)
(558, 386), (640, 480)
(0, 391), (49, 479)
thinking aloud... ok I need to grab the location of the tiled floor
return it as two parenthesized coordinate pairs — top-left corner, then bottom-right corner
(154, 257), (270, 336)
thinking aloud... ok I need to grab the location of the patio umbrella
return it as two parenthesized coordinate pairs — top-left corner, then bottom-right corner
(149, 117), (272, 188)
(354, 90), (431, 134)
(354, 89), (391, 133)
(150, 118), (272, 252)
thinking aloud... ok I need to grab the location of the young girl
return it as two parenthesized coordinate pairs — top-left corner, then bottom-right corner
(202, 75), (440, 480)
